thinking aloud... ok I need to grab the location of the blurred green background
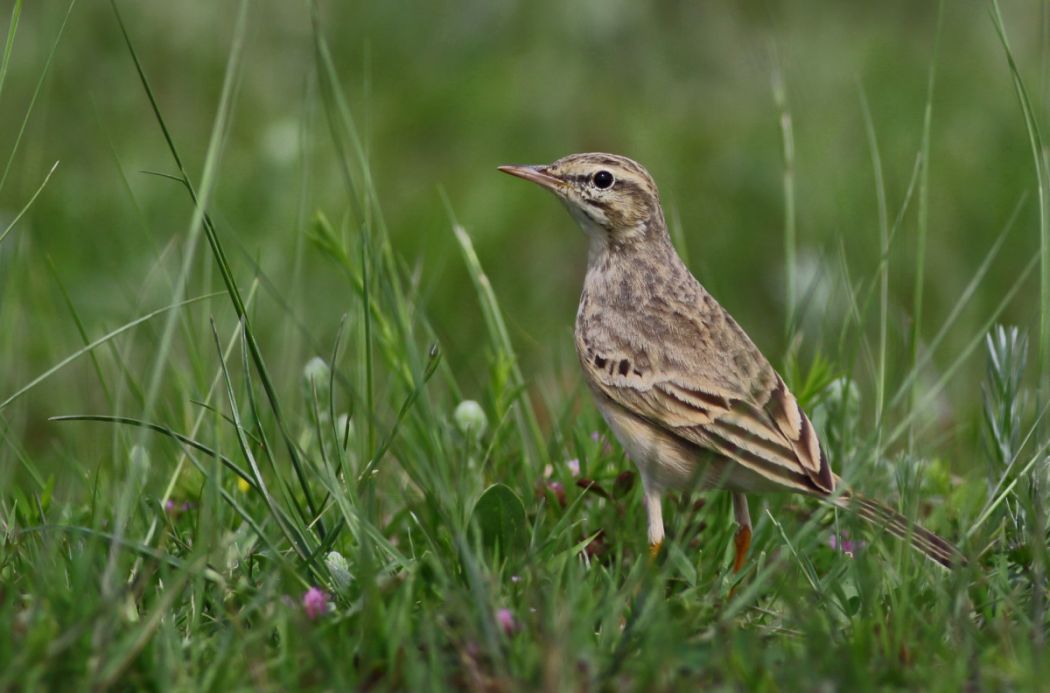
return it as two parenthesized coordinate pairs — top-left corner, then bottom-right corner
(1, 2), (1045, 462)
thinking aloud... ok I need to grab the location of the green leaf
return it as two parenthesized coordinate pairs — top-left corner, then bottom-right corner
(471, 483), (527, 555)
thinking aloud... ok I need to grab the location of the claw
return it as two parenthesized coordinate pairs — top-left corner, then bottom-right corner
(732, 525), (752, 573)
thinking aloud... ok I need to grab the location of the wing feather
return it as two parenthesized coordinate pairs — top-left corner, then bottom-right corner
(577, 313), (834, 495)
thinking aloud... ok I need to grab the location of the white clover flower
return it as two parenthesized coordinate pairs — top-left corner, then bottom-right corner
(303, 357), (331, 388)
(453, 400), (488, 438)
(325, 551), (353, 591)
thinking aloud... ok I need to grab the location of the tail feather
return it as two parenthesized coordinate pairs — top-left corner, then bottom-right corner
(833, 493), (965, 569)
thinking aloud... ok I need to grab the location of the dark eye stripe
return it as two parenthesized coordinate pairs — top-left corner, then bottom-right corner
(615, 179), (641, 195)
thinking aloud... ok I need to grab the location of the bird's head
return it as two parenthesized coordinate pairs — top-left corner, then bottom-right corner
(499, 153), (663, 244)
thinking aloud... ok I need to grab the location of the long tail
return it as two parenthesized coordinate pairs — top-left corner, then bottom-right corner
(832, 493), (965, 569)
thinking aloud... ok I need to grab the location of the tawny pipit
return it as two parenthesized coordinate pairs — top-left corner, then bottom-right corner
(499, 153), (962, 569)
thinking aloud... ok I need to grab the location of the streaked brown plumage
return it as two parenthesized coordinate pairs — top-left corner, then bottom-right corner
(499, 152), (963, 569)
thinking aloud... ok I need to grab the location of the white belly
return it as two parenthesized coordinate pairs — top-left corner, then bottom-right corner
(596, 391), (712, 491)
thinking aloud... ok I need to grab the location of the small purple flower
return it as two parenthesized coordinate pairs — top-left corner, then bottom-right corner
(302, 586), (329, 620)
(496, 607), (518, 635)
(164, 499), (194, 515)
(566, 458), (580, 477)
(829, 530), (864, 558)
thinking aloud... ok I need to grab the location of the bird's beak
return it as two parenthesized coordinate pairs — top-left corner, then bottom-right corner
(497, 164), (564, 193)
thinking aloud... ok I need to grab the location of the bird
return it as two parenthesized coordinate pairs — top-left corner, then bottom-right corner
(498, 152), (963, 570)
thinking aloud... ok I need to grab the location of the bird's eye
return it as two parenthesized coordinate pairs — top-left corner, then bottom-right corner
(593, 170), (614, 189)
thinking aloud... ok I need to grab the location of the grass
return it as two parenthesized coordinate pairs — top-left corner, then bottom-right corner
(2, 3), (1050, 689)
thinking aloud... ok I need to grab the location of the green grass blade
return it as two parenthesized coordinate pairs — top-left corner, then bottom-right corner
(885, 252), (1039, 447)
(0, 0), (23, 106)
(237, 321), (299, 518)
(451, 222), (546, 466)
(210, 319), (315, 563)
(858, 84), (890, 433)
(44, 253), (113, 407)
(49, 412), (303, 563)
(95, 553), (207, 687)
(128, 281), (258, 583)
(888, 196), (1024, 412)
(15, 524), (208, 574)
(50, 414), (254, 486)
(0, 0), (73, 195)
(909, 1), (944, 450)
(357, 344), (441, 485)
(0, 293), (220, 411)
(0, 160), (58, 246)
(991, 1), (1050, 410)
(0, 412), (45, 488)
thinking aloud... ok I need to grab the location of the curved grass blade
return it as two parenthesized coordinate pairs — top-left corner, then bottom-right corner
(0, 0), (24, 106)
(50, 414), (255, 491)
(238, 319), (312, 532)
(0, 0), (74, 194)
(1, 292), (221, 412)
(356, 343), (442, 486)
(48, 412), (303, 572)
(991, 1), (1050, 402)
(0, 160), (58, 246)
(884, 252), (1039, 448)
(888, 196), (1025, 413)
(451, 222), (546, 466)
(45, 253), (115, 407)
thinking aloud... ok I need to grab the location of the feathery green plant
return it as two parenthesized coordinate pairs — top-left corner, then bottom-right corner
(982, 325), (1030, 545)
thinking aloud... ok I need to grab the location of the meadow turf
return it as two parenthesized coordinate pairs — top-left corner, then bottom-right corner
(2, 2), (1050, 689)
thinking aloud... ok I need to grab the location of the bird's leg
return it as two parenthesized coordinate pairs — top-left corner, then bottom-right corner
(731, 492), (752, 573)
(644, 482), (665, 558)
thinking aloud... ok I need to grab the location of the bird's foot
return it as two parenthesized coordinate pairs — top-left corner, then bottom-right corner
(732, 526), (752, 573)
(649, 540), (663, 559)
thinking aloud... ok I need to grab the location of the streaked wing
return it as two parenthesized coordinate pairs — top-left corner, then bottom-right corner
(577, 303), (834, 496)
